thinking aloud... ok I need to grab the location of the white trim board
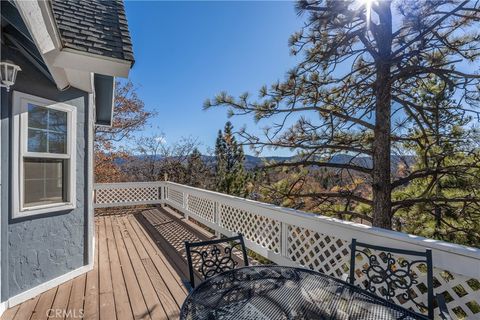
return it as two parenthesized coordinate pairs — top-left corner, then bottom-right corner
(0, 89), (3, 318)
(55, 49), (131, 78)
(14, 1), (70, 90)
(14, 1), (57, 54)
(7, 263), (92, 308)
(87, 91), (95, 266)
(0, 301), (6, 319)
(12, 91), (77, 218)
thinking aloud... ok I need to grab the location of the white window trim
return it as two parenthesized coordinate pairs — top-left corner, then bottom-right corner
(12, 91), (77, 218)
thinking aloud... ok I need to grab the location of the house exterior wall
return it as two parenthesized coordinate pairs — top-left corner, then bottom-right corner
(0, 44), (91, 300)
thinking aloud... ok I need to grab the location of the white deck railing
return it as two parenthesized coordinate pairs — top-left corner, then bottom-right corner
(94, 182), (163, 208)
(94, 181), (480, 319)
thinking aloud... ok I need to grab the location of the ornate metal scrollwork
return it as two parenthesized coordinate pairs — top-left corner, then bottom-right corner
(191, 243), (240, 279)
(185, 234), (249, 288)
(356, 249), (427, 310)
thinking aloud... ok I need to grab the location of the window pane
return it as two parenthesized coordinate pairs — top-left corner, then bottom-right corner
(23, 158), (67, 207)
(45, 179), (64, 199)
(24, 180), (48, 207)
(28, 104), (48, 129)
(24, 159), (44, 180)
(27, 104), (68, 154)
(48, 109), (67, 133)
(48, 132), (67, 154)
(28, 128), (48, 153)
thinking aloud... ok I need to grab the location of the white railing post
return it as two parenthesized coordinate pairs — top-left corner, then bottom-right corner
(183, 191), (189, 220)
(160, 184), (165, 207)
(281, 222), (289, 258)
(158, 182), (162, 203)
(162, 183), (168, 206)
(214, 201), (221, 238)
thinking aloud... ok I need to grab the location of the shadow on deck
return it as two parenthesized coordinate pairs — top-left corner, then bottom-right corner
(1, 206), (216, 320)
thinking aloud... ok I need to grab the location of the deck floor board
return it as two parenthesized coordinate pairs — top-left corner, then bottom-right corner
(30, 287), (57, 320)
(83, 221), (100, 320)
(105, 216), (133, 320)
(2, 208), (189, 320)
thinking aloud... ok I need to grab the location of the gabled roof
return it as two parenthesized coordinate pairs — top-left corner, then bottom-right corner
(50, 0), (134, 64)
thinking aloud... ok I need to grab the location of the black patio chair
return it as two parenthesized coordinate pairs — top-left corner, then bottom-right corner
(349, 239), (452, 320)
(185, 234), (249, 289)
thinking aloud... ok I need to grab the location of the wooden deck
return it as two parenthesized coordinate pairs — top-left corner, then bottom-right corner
(0, 207), (213, 320)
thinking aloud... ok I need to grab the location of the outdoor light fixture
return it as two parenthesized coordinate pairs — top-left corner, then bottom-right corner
(0, 61), (21, 92)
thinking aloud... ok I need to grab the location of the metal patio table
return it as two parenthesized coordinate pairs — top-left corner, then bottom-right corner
(180, 265), (425, 320)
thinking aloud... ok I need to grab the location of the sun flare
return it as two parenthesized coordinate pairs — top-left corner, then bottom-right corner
(363, 0), (374, 28)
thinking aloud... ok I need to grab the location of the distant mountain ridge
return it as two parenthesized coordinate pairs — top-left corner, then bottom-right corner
(125, 154), (416, 170)
(328, 154), (416, 170)
(244, 154), (415, 170)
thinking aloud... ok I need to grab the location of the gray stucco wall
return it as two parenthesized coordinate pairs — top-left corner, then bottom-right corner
(1, 45), (90, 299)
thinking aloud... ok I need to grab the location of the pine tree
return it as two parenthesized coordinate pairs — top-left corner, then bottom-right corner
(392, 77), (480, 246)
(214, 122), (249, 196)
(186, 148), (212, 188)
(205, 0), (480, 229)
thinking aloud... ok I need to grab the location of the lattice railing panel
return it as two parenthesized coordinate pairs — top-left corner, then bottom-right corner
(288, 226), (350, 279)
(351, 249), (480, 318)
(95, 186), (160, 206)
(431, 270), (480, 319)
(219, 204), (281, 253)
(187, 195), (215, 223)
(94, 181), (480, 319)
(288, 225), (480, 319)
(168, 188), (184, 207)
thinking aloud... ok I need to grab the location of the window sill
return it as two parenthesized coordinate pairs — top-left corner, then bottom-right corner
(13, 203), (76, 219)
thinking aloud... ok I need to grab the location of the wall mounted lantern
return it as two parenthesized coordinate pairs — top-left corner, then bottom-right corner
(0, 61), (21, 92)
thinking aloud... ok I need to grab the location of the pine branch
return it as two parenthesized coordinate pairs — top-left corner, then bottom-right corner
(392, 165), (480, 188)
(393, 197), (479, 208)
(264, 160), (372, 175)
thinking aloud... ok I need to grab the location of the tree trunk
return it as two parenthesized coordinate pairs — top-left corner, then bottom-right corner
(372, 1), (393, 229)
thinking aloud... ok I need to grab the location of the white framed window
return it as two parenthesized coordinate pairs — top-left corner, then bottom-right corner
(12, 91), (76, 218)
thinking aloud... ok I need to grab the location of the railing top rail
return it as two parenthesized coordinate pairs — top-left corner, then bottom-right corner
(164, 181), (480, 262)
(94, 181), (163, 189)
(92, 181), (480, 278)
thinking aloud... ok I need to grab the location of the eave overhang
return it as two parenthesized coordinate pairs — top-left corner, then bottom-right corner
(14, 0), (132, 93)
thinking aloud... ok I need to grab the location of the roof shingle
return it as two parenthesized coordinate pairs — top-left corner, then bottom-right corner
(51, 0), (134, 64)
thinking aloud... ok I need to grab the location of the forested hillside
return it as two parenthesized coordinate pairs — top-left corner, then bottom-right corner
(96, 0), (480, 248)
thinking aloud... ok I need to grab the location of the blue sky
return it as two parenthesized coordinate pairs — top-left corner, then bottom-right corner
(124, 1), (305, 156)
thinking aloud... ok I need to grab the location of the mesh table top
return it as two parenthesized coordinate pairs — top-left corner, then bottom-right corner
(180, 266), (425, 320)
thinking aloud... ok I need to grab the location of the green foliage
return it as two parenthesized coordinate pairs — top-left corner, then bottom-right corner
(185, 148), (213, 189)
(391, 76), (480, 247)
(394, 138), (480, 246)
(214, 122), (251, 197)
(205, 0), (480, 234)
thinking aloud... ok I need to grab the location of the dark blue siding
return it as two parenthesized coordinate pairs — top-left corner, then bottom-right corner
(1, 44), (91, 299)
